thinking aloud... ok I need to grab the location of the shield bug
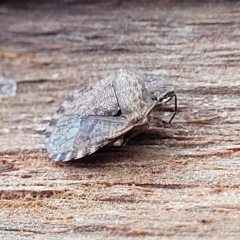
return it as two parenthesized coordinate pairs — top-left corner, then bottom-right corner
(46, 69), (177, 161)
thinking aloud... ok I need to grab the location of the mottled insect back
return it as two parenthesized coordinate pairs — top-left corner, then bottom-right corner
(46, 69), (177, 161)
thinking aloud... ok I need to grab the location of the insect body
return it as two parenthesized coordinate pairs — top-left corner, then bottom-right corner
(46, 69), (176, 161)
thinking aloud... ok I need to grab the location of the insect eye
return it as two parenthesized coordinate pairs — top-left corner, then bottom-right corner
(166, 91), (174, 98)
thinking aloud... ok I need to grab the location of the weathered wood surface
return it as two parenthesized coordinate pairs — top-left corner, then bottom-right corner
(0, 1), (240, 239)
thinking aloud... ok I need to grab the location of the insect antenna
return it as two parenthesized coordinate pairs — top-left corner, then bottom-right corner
(168, 93), (177, 124)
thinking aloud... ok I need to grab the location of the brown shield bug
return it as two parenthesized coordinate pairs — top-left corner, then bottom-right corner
(46, 69), (177, 161)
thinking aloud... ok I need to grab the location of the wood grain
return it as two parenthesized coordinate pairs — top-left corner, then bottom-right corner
(0, 0), (240, 239)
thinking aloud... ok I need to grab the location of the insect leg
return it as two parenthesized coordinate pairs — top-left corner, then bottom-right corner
(122, 122), (150, 145)
(168, 93), (177, 124)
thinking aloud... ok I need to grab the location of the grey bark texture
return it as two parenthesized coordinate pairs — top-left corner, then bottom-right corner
(0, 1), (240, 239)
